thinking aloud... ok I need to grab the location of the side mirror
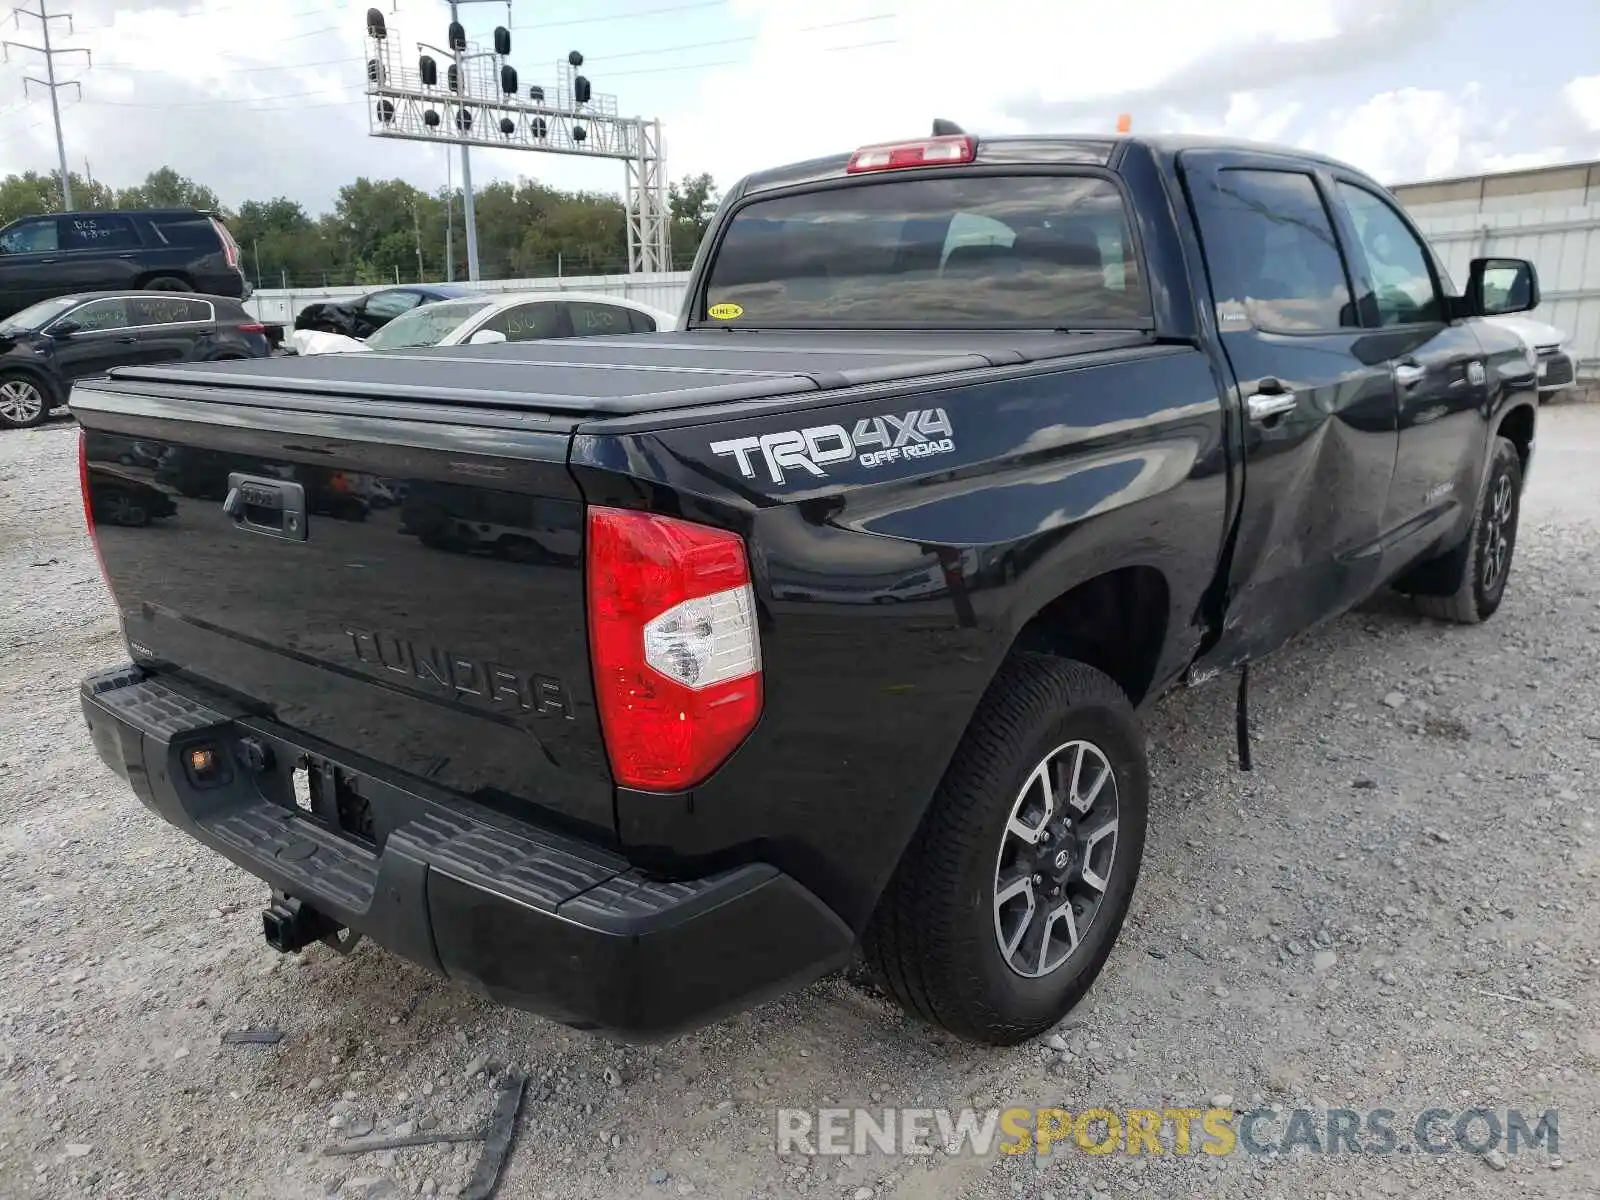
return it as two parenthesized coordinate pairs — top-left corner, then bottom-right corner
(49, 320), (81, 338)
(1467, 257), (1540, 317)
(467, 328), (507, 345)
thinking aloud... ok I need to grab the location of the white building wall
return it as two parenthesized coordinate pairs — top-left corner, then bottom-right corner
(1410, 204), (1600, 375)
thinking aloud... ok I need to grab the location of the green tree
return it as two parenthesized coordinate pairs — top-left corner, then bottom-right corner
(2, 160), (716, 285)
(668, 172), (719, 259)
(0, 170), (114, 223)
(114, 167), (221, 212)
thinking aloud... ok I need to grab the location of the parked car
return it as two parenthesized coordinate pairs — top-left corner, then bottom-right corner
(75, 129), (1540, 1044)
(291, 292), (675, 355)
(1487, 314), (1577, 400)
(0, 291), (271, 428)
(291, 284), (472, 340)
(0, 209), (250, 321)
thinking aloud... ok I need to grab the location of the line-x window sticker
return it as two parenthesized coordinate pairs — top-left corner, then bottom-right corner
(710, 408), (955, 485)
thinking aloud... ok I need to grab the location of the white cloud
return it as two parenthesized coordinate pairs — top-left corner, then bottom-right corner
(1567, 76), (1600, 130)
(664, 0), (1356, 182)
(1, 0), (1594, 213)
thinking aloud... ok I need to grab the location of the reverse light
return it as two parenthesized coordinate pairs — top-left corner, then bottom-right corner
(847, 134), (976, 174)
(586, 507), (762, 792)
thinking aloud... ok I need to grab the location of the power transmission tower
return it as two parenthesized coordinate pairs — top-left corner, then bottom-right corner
(3, 0), (90, 210)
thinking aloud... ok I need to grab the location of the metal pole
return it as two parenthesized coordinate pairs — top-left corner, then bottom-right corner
(450, 0), (480, 283)
(460, 140), (479, 282)
(37, 2), (71, 210)
(444, 145), (455, 283)
(412, 202), (424, 281)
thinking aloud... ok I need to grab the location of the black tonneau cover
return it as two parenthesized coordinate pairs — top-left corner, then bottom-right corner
(101, 329), (1148, 417)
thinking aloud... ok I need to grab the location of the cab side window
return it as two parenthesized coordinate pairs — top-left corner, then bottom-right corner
(1335, 182), (1443, 326)
(61, 215), (141, 251)
(130, 296), (211, 326)
(567, 301), (634, 336)
(480, 302), (564, 342)
(63, 298), (131, 331)
(1193, 169), (1356, 334)
(0, 218), (59, 255)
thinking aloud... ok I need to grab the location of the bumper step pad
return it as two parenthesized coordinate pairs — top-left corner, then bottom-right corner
(80, 664), (853, 1036)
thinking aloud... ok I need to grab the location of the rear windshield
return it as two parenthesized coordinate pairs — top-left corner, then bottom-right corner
(366, 299), (493, 350)
(701, 174), (1149, 328)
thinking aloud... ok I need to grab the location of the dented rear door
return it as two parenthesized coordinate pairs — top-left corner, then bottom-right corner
(1179, 149), (1401, 665)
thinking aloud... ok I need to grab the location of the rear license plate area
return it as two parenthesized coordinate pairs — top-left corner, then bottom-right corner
(285, 752), (376, 847)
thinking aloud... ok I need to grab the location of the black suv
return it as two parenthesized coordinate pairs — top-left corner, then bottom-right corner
(0, 291), (271, 428)
(0, 209), (250, 320)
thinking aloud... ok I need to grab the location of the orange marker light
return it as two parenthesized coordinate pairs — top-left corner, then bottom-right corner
(1116, 113), (1132, 134)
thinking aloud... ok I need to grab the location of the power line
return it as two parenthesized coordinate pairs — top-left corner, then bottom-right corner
(512, 0), (727, 31)
(3, 0), (90, 208)
(87, 54), (357, 75)
(71, 29), (904, 110)
(605, 37), (898, 78)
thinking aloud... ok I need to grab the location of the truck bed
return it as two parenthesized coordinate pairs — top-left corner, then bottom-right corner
(98, 329), (1150, 419)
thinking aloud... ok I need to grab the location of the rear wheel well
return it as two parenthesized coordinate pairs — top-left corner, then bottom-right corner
(136, 271), (194, 290)
(1010, 567), (1170, 705)
(0, 364), (61, 405)
(1497, 404), (1534, 477)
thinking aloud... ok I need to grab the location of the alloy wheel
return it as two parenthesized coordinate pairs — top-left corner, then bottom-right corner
(0, 379), (44, 425)
(993, 740), (1120, 979)
(1482, 472), (1515, 592)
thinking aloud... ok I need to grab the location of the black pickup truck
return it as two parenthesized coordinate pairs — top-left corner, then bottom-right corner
(74, 131), (1541, 1045)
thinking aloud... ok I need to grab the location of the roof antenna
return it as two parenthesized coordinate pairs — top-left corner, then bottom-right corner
(931, 118), (966, 136)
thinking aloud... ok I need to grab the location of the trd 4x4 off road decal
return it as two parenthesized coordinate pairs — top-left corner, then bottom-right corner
(710, 408), (955, 485)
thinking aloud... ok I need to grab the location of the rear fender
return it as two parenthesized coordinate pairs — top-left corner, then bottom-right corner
(571, 347), (1229, 931)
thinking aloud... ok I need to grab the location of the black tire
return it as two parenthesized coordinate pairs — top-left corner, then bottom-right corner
(142, 275), (191, 291)
(0, 371), (50, 429)
(863, 653), (1148, 1044)
(1413, 436), (1522, 624)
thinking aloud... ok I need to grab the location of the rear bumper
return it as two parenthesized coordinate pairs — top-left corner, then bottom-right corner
(81, 665), (852, 1038)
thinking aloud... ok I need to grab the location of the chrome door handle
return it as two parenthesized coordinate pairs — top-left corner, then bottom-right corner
(1246, 391), (1296, 421)
(1395, 363), (1426, 387)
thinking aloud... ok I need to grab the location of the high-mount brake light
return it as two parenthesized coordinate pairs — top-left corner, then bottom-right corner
(586, 507), (762, 792)
(846, 134), (976, 174)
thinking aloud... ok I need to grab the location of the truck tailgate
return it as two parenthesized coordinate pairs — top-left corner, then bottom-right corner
(72, 381), (615, 837)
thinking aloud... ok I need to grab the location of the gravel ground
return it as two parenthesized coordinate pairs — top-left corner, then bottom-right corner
(2, 402), (1597, 1200)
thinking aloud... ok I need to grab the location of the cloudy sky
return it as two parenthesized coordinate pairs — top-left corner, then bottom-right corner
(1, 0), (1597, 215)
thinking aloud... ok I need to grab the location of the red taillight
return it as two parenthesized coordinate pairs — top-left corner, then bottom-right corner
(78, 428), (107, 580)
(846, 134), (976, 174)
(236, 322), (266, 334)
(586, 506), (762, 792)
(211, 217), (240, 270)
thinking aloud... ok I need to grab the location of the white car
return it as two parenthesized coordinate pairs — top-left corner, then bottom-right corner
(1486, 314), (1577, 401)
(289, 291), (676, 356)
